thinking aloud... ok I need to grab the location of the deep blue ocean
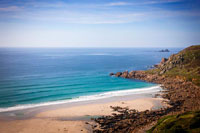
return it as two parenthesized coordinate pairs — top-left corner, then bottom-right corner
(0, 48), (182, 112)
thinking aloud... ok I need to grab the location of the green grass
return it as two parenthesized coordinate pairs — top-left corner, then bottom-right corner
(164, 46), (200, 85)
(147, 111), (200, 133)
(164, 66), (200, 85)
(145, 69), (160, 75)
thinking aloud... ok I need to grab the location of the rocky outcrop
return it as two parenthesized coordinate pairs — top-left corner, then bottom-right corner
(159, 49), (169, 52)
(128, 71), (135, 78)
(157, 54), (184, 74)
(93, 103), (181, 133)
(115, 72), (122, 77)
(109, 73), (114, 76)
(121, 71), (129, 78)
(160, 58), (168, 64)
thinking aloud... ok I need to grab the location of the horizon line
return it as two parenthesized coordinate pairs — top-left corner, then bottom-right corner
(0, 46), (191, 49)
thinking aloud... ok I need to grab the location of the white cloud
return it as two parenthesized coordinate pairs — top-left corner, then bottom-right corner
(0, 6), (22, 12)
(0, 0), (198, 25)
(106, 0), (182, 7)
(10, 9), (145, 24)
(106, 2), (131, 6)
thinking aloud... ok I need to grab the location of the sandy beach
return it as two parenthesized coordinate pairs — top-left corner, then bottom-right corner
(0, 97), (164, 133)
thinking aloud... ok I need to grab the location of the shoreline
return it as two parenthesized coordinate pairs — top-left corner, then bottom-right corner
(0, 85), (161, 120)
(0, 84), (160, 113)
(0, 92), (164, 133)
(35, 97), (163, 122)
(0, 86), (162, 120)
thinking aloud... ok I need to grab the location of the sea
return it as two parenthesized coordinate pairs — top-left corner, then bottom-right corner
(0, 47), (182, 112)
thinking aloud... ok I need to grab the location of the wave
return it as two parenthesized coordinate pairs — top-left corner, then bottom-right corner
(0, 85), (161, 113)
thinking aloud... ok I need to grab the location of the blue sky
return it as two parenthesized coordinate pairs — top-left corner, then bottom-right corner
(0, 0), (199, 47)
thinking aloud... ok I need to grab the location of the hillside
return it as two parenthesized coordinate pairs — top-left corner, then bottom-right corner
(147, 45), (200, 86)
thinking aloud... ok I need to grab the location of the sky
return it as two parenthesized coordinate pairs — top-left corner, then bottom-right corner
(0, 0), (200, 48)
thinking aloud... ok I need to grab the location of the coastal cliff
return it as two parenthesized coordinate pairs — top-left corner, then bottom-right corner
(93, 45), (200, 133)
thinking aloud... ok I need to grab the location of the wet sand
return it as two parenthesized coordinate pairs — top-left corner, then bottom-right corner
(0, 95), (164, 133)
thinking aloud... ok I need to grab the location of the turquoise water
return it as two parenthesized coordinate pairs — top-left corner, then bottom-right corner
(0, 48), (181, 112)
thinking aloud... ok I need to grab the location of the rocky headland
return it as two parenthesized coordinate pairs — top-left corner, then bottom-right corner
(93, 45), (200, 132)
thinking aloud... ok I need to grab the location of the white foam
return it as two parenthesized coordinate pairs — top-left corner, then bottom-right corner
(0, 85), (161, 113)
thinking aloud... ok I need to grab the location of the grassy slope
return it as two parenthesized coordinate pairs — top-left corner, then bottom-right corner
(147, 111), (200, 133)
(146, 45), (200, 86)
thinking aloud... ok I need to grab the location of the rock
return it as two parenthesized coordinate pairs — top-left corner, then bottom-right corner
(128, 71), (135, 78)
(154, 64), (159, 68)
(121, 71), (129, 78)
(115, 72), (122, 77)
(168, 64), (173, 70)
(160, 69), (166, 74)
(160, 58), (168, 64)
(92, 102), (177, 133)
(109, 73), (114, 76)
(159, 49), (170, 52)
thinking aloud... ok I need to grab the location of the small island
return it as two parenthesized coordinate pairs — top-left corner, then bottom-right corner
(158, 49), (170, 52)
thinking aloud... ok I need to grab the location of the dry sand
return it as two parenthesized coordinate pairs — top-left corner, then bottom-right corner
(0, 97), (163, 133)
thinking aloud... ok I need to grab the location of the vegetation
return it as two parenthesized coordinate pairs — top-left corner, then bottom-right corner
(147, 111), (200, 133)
(146, 45), (200, 86)
(166, 45), (200, 86)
